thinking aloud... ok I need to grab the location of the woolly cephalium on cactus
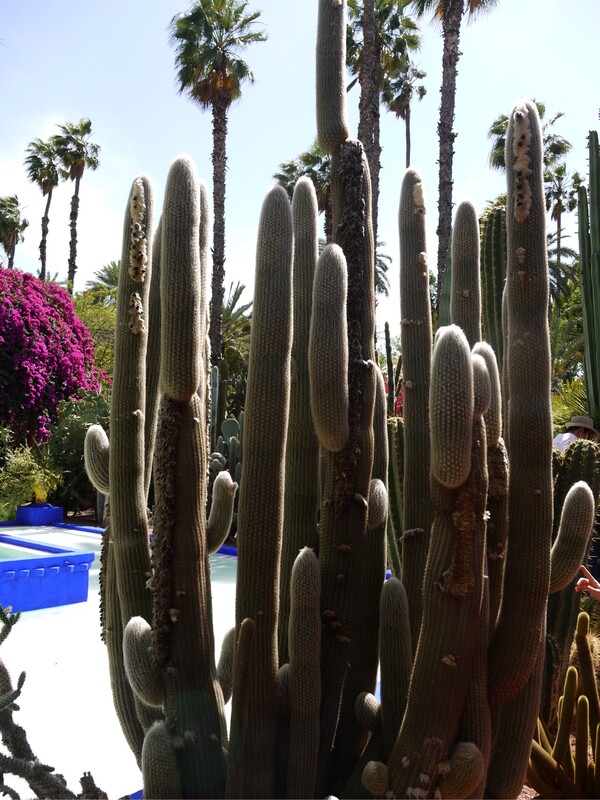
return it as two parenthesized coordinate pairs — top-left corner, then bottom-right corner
(80, 2), (595, 796)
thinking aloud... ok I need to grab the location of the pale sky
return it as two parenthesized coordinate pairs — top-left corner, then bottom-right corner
(2, 0), (597, 344)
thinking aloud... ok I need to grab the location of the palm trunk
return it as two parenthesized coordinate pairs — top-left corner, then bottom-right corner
(405, 104), (412, 169)
(435, 0), (464, 313)
(39, 189), (53, 281)
(67, 176), (81, 293)
(210, 96), (229, 367)
(7, 244), (15, 269)
(357, 0), (381, 248)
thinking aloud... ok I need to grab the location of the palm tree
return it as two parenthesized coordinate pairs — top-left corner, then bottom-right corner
(0, 195), (28, 269)
(487, 102), (573, 173)
(52, 119), (101, 293)
(86, 260), (121, 292)
(347, 0), (422, 243)
(24, 138), (60, 281)
(546, 164), (583, 290)
(381, 62), (427, 168)
(274, 142), (332, 239)
(409, 0), (499, 310)
(169, 0), (266, 367)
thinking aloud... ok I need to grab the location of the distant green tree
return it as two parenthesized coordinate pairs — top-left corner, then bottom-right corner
(53, 118), (101, 292)
(169, 0), (266, 367)
(0, 195), (28, 269)
(381, 61), (426, 168)
(86, 259), (121, 292)
(74, 287), (116, 381)
(487, 102), (573, 173)
(24, 137), (61, 280)
(274, 142), (332, 239)
(221, 281), (252, 418)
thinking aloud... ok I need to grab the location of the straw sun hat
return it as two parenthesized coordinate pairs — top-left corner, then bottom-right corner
(565, 415), (600, 438)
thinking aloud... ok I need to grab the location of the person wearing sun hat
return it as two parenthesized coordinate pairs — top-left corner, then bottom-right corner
(552, 415), (600, 452)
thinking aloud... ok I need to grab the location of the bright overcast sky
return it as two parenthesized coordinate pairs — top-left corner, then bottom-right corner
(2, 0), (598, 343)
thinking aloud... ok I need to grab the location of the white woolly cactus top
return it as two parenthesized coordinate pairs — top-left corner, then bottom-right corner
(129, 177), (148, 283)
(511, 103), (533, 223)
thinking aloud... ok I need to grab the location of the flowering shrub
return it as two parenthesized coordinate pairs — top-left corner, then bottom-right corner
(0, 268), (100, 443)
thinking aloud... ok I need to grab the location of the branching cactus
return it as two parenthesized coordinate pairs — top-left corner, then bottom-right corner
(82, 4), (573, 796)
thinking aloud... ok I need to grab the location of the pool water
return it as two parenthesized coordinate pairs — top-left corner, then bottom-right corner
(0, 523), (237, 798)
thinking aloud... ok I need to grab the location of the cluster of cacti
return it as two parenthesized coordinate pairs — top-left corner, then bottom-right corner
(528, 612), (600, 798)
(77, 3), (600, 796)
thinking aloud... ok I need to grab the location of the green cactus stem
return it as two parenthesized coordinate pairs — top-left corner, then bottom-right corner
(309, 243), (349, 452)
(206, 471), (238, 554)
(83, 424), (110, 495)
(398, 166), (433, 647)
(487, 99), (553, 708)
(278, 176), (320, 666)
(286, 547), (321, 799)
(234, 184), (293, 798)
(388, 325), (486, 798)
(549, 481), (595, 594)
(450, 200), (481, 347)
(316, 0), (349, 155)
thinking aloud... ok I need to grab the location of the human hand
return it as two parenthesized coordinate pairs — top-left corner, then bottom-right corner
(575, 564), (600, 601)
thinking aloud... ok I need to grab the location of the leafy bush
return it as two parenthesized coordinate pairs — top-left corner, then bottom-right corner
(47, 388), (110, 512)
(0, 445), (62, 521)
(0, 268), (100, 443)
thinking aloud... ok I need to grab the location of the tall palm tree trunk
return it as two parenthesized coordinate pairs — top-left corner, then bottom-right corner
(405, 104), (412, 169)
(67, 176), (81, 292)
(7, 243), (15, 269)
(358, 0), (381, 248)
(40, 189), (53, 281)
(435, 0), (463, 310)
(210, 96), (229, 366)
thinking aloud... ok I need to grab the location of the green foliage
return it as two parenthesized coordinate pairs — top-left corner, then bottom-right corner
(0, 195), (28, 269)
(552, 379), (588, 436)
(0, 445), (62, 521)
(73, 285), (116, 381)
(47, 389), (110, 512)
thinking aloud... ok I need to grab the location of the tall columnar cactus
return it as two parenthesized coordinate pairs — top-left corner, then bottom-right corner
(579, 131), (600, 424)
(398, 167), (433, 648)
(485, 99), (553, 798)
(234, 184), (293, 798)
(480, 204), (507, 370)
(450, 200), (481, 347)
(487, 99), (553, 706)
(278, 178), (320, 666)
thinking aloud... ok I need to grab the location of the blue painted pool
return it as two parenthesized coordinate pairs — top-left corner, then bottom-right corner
(0, 523), (237, 613)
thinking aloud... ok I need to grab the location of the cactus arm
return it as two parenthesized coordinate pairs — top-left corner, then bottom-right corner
(285, 547), (321, 799)
(83, 424), (110, 495)
(309, 244), (349, 452)
(549, 481), (595, 594)
(144, 216), (162, 500)
(234, 184), (293, 797)
(206, 471), (238, 555)
(378, 577), (412, 759)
